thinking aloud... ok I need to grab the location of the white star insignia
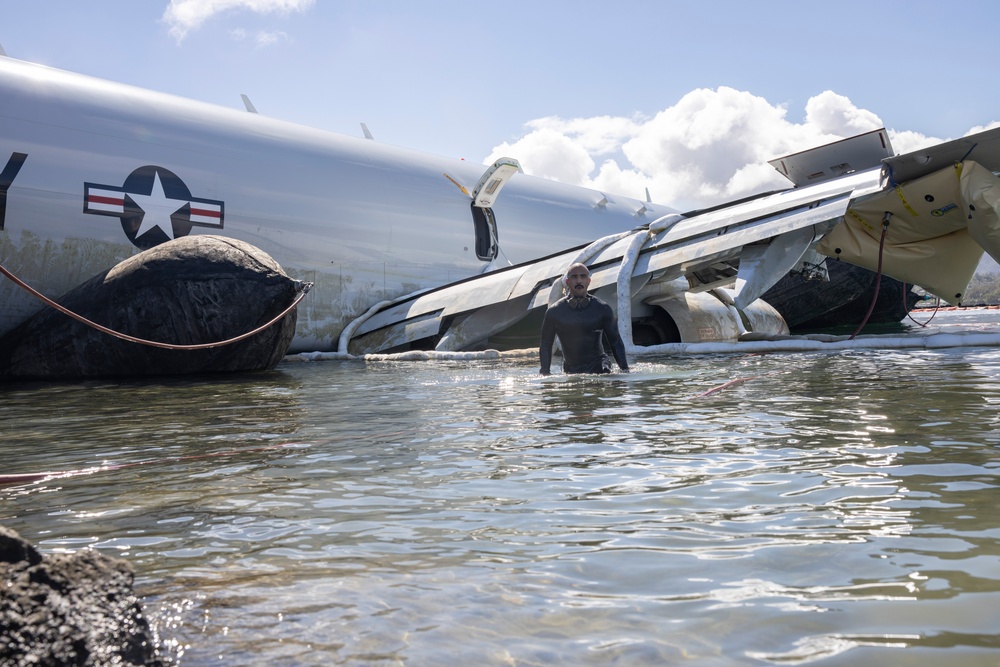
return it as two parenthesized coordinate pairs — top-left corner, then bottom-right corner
(129, 172), (186, 240)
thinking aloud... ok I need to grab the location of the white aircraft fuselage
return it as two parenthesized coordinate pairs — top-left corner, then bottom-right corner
(0, 57), (668, 352)
(4, 55), (1000, 358)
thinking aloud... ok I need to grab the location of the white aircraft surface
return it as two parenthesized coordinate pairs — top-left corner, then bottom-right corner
(3, 52), (1000, 358)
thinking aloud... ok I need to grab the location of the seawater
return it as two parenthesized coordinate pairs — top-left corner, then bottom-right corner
(3, 309), (1000, 666)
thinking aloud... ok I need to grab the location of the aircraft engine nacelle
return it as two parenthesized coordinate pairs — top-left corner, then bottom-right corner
(640, 287), (788, 345)
(584, 278), (787, 348)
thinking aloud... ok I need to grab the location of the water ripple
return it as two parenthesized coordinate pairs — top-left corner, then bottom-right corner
(3, 322), (1000, 664)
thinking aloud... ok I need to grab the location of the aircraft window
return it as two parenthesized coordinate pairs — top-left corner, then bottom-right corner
(471, 204), (499, 261)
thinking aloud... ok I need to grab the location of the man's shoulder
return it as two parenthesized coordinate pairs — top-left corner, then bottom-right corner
(590, 295), (614, 311)
(548, 296), (572, 309)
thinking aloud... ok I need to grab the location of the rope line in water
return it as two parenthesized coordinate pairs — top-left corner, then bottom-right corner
(693, 370), (789, 398)
(905, 282), (941, 328)
(0, 260), (312, 350)
(695, 376), (759, 397)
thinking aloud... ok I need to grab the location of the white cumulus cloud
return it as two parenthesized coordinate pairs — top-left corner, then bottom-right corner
(163, 0), (314, 42)
(485, 87), (963, 211)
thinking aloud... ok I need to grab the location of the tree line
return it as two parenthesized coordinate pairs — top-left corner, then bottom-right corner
(926, 271), (1000, 307)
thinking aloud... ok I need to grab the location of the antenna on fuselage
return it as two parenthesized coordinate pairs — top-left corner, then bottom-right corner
(240, 94), (258, 114)
(361, 123), (374, 140)
(0, 42), (7, 57)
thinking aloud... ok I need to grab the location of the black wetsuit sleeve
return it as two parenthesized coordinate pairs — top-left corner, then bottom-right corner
(539, 307), (557, 375)
(602, 307), (630, 372)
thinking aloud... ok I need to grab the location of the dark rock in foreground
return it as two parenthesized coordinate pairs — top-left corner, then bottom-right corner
(0, 235), (304, 380)
(0, 526), (161, 666)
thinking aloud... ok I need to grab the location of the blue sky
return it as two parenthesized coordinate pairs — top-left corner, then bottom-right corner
(3, 0), (1000, 210)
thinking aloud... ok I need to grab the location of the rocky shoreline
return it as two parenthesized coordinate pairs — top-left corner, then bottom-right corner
(0, 526), (161, 666)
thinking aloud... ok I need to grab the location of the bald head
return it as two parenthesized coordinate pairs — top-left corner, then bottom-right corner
(564, 263), (592, 297)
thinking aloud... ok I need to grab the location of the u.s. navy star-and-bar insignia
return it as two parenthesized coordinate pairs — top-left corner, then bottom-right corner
(84, 165), (224, 249)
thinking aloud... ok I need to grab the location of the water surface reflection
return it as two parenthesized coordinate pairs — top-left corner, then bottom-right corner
(3, 316), (1000, 665)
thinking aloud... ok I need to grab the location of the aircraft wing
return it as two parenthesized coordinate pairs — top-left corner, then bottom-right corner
(346, 166), (885, 355)
(883, 125), (1000, 183)
(348, 125), (1000, 356)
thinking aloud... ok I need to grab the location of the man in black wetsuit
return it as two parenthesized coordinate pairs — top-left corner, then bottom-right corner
(539, 263), (630, 375)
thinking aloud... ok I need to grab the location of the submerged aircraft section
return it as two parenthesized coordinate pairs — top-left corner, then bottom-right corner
(0, 56), (677, 353)
(341, 161), (886, 355)
(339, 127), (1000, 357)
(3, 51), (1000, 366)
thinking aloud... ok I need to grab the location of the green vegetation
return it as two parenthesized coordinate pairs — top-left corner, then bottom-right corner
(961, 272), (1000, 306)
(909, 270), (1000, 307)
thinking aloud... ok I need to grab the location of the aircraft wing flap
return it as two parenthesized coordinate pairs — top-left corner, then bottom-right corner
(352, 268), (530, 336)
(768, 129), (893, 187)
(655, 169), (882, 248)
(885, 125), (1000, 184)
(588, 189), (859, 285)
(352, 237), (618, 340)
(348, 250), (582, 353)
